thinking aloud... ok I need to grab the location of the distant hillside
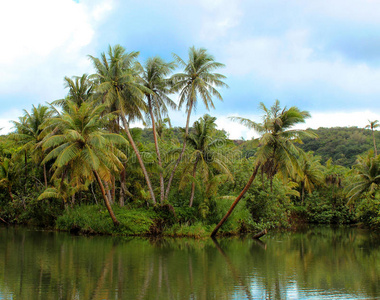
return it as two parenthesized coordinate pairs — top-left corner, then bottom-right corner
(299, 127), (380, 167)
(132, 126), (379, 168)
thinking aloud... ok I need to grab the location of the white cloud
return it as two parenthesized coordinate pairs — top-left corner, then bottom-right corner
(0, 0), (114, 105)
(197, 0), (243, 40)
(224, 29), (380, 95)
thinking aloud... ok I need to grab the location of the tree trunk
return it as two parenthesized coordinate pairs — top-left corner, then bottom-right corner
(24, 151), (27, 193)
(43, 164), (48, 188)
(211, 163), (260, 237)
(93, 171), (119, 226)
(8, 185), (14, 202)
(119, 168), (126, 207)
(104, 181), (113, 205)
(301, 181), (305, 206)
(165, 104), (193, 201)
(149, 98), (165, 204)
(252, 229), (267, 239)
(71, 193), (75, 208)
(120, 114), (156, 205)
(189, 157), (199, 207)
(111, 175), (116, 203)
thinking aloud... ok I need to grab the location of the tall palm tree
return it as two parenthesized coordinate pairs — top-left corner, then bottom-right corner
(165, 46), (228, 201)
(89, 45), (157, 204)
(180, 114), (232, 207)
(365, 120), (379, 156)
(139, 56), (176, 204)
(211, 100), (315, 236)
(346, 153), (380, 204)
(41, 100), (127, 225)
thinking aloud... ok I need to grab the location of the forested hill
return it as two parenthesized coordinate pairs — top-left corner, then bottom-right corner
(298, 127), (380, 167)
(132, 126), (378, 168)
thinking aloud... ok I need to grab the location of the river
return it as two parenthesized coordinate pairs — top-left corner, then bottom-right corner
(0, 226), (379, 299)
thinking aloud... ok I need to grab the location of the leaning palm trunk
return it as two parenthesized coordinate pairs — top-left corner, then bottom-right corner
(211, 164), (261, 237)
(120, 114), (157, 205)
(93, 171), (119, 226)
(165, 105), (193, 200)
(149, 100), (165, 204)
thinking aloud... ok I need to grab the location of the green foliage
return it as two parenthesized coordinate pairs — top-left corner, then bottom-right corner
(305, 191), (355, 224)
(355, 194), (380, 228)
(299, 127), (380, 167)
(56, 205), (156, 235)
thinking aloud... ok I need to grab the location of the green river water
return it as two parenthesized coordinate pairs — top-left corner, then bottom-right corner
(0, 226), (379, 299)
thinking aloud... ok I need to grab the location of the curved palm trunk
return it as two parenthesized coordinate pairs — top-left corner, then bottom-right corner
(120, 114), (157, 205)
(165, 104), (193, 201)
(93, 170), (119, 226)
(149, 98), (165, 204)
(189, 157), (199, 207)
(211, 163), (260, 237)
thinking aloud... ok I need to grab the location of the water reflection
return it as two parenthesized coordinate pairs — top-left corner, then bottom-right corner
(0, 226), (379, 299)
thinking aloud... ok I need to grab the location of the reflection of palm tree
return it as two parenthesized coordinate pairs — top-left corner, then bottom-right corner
(165, 47), (228, 201)
(211, 238), (253, 300)
(212, 100), (315, 236)
(42, 101), (127, 225)
(365, 120), (379, 156)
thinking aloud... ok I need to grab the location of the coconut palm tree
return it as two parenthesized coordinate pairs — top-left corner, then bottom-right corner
(346, 153), (380, 204)
(10, 104), (54, 188)
(165, 46), (228, 201)
(296, 151), (324, 205)
(139, 56), (176, 204)
(365, 120), (379, 156)
(52, 74), (94, 110)
(41, 100), (127, 226)
(211, 100), (316, 236)
(89, 45), (157, 204)
(179, 114), (232, 207)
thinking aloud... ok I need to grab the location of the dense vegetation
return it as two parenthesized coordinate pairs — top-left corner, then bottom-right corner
(0, 45), (379, 236)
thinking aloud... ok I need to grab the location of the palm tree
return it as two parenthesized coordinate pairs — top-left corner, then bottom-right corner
(365, 120), (379, 156)
(211, 100), (315, 236)
(10, 104), (53, 188)
(179, 114), (232, 207)
(346, 153), (380, 204)
(41, 100), (127, 225)
(296, 151), (324, 205)
(89, 45), (157, 205)
(165, 46), (228, 201)
(52, 74), (94, 110)
(0, 158), (15, 201)
(139, 56), (176, 204)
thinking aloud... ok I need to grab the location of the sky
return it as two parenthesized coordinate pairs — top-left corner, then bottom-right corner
(1, 0), (380, 139)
